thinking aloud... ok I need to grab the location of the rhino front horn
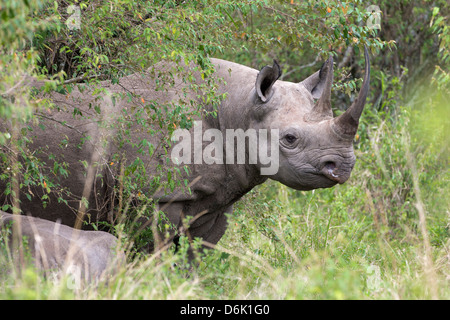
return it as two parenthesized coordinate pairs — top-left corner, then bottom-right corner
(332, 46), (371, 137)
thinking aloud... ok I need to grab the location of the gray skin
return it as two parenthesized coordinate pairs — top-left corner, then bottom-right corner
(0, 47), (370, 255)
(0, 211), (123, 280)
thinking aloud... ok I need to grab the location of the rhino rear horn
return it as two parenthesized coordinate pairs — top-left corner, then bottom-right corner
(332, 46), (370, 137)
(256, 60), (282, 103)
(302, 56), (334, 121)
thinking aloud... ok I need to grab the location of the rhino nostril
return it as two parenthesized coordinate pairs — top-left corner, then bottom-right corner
(324, 161), (336, 171)
(323, 161), (338, 178)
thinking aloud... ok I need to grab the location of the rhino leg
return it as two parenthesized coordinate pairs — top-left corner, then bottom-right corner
(172, 205), (231, 263)
(201, 205), (231, 246)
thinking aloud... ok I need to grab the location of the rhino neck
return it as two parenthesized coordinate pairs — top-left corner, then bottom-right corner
(211, 58), (258, 131)
(207, 59), (268, 194)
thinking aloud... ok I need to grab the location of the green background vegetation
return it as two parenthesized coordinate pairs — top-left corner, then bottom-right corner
(0, 0), (449, 299)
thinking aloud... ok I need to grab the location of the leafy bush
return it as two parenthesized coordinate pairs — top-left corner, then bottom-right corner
(0, 0), (448, 299)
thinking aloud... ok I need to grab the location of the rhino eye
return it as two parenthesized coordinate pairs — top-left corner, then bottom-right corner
(284, 134), (297, 144)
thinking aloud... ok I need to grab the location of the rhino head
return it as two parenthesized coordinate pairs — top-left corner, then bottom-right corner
(252, 47), (370, 191)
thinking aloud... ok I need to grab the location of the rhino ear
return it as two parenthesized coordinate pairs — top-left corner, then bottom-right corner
(301, 57), (333, 100)
(255, 60), (282, 103)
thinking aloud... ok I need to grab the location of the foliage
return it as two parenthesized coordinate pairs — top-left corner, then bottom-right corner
(0, 0), (449, 300)
(1, 0), (391, 244)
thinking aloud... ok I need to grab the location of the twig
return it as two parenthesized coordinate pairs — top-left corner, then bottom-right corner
(1, 74), (108, 98)
(337, 46), (353, 69)
(63, 74), (108, 84)
(280, 54), (321, 80)
(36, 113), (85, 136)
(263, 5), (296, 21)
(0, 75), (27, 98)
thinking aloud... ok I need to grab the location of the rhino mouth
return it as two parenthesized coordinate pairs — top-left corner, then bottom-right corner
(318, 161), (352, 185)
(279, 167), (339, 190)
(312, 171), (341, 187)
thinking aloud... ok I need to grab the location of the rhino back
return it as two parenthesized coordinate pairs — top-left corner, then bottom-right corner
(0, 60), (224, 225)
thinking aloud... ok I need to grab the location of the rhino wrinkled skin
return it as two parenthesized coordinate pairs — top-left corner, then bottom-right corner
(0, 48), (370, 257)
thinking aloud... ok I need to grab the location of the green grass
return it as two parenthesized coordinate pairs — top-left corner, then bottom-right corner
(1, 93), (449, 300)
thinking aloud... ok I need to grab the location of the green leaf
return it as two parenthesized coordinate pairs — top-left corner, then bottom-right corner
(334, 28), (340, 39)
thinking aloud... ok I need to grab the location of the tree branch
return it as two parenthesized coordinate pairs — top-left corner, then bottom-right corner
(0, 75), (28, 98)
(62, 74), (108, 84)
(280, 54), (321, 80)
